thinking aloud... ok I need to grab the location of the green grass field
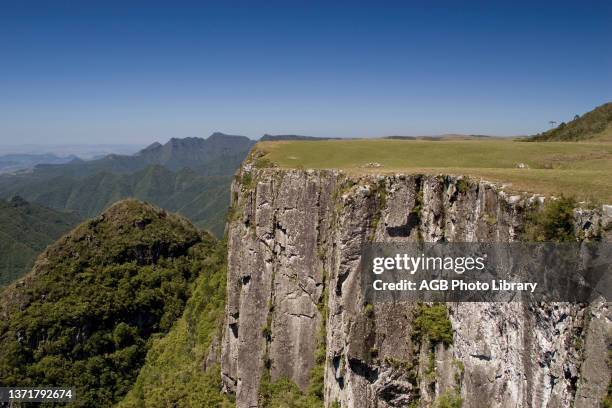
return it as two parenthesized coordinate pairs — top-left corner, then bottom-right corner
(256, 139), (612, 204)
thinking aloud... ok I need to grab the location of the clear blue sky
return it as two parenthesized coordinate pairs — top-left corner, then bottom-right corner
(0, 0), (610, 144)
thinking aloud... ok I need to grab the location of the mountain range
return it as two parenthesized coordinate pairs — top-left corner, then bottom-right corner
(0, 153), (79, 174)
(12, 132), (254, 179)
(0, 132), (254, 286)
(0, 103), (610, 407)
(0, 133), (255, 237)
(2, 101), (611, 289)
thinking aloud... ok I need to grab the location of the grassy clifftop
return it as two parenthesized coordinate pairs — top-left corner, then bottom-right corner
(255, 138), (612, 203)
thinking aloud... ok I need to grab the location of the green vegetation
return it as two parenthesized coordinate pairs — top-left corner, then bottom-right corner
(254, 156), (274, 169)
(452, 358), (465, 383)
(530, 102), (612, 142)
(424, 351), (436, 381)
(118, 241), (232, 407)
(412, 303), (453, 346)
(0, 200), (214, 407)
(384, 356), (416, 372)
(603, 380), (612, 408)
(456, 178), (471, 194)
(407, 399), (420, 408)
(522, 196), (576, 242)
(259, 375), (323, 408)
(308, 272), (329, 401)
(0, 165), (232, 237)
(262, 313), (273, 341)
(256, 138), (612, 203)
(363, 303), (375, 318)
(257, 272), (329, 408)
(0, 196), (81, 286)
(482, 213), (497, 226)
(368, 181), (388, 240)
(0, 134), (256, 237)
(434, 388), (463, 408)
(411, 189), (424, 227)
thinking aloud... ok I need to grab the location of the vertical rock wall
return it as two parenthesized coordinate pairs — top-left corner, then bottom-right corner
(221, 167), (611, 408)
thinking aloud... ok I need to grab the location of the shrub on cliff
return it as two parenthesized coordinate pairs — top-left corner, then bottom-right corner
(412, 303), (453, 346)
(522, 196), (576, 242)
(434, 388), (463, 408)
(259, 374), (324, 408)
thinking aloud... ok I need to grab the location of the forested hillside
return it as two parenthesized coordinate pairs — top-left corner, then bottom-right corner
(0, 166), (231, 237)
(531, 102), (612, 141)
(0, 200), (222, 407)
(0, 133), (255, 237)
(118, 241), (232, 407)
(0, 196), (81, 286)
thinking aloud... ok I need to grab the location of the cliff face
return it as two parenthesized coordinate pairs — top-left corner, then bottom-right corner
(220, 166), (611, 408)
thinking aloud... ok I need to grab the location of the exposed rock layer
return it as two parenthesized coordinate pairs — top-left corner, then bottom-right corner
(221, 167), (611, 408)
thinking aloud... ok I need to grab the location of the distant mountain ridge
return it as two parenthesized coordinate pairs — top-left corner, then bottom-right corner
(134, 133), (255, 174)
(260, 134), (341, 141)
(384, 134), (496, 141)
(0, 133), (255, 239)
(260, 134), (505, 142)
(531, 102), (612, 141)
(29, 132), (255, 178)
(0, 153), (79, 174)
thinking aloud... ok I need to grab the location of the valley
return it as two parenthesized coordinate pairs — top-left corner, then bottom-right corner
(0, 133), (254, 286)
(0, 133), (255, 238)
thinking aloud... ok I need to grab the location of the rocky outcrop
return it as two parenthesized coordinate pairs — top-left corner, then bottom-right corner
(221, 166), (611, 408)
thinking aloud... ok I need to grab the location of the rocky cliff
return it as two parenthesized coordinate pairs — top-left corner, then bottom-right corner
(220, 164), (611, 408)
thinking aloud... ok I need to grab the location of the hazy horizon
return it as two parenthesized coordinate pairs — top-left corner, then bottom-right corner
(1, 1), (610, 145)
(0, 131), (519, 146)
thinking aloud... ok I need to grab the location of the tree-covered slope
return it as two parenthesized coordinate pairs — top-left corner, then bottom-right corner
(0, 200), (220, 407)
(118, 241), (232, 408)
(531, 102), (612, 141)
(0, 166), (232, 238)
(0, 196), (81, 287)
(0, 134), (255, 237)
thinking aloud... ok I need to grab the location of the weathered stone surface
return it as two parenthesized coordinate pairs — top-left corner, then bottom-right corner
(221, 167), (611, 407)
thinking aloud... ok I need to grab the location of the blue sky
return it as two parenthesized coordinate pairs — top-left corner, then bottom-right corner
(0, 0), (610, 144)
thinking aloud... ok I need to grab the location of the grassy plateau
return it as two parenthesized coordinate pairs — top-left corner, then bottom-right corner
(256, 139), (612, 204)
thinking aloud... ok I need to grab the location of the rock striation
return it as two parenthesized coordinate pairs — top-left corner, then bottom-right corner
(221, 165), (611, 408)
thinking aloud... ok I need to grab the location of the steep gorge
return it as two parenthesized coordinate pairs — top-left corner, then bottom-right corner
(220, 164), (611, 408)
